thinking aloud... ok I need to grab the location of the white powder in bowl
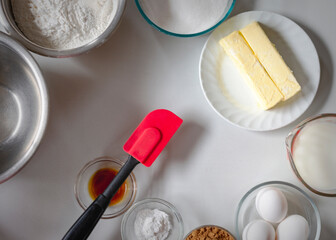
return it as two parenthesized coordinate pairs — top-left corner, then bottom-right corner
(134, 208), (172, 240)
(11, 0), (114, 50)
(138, 0), (230, 34)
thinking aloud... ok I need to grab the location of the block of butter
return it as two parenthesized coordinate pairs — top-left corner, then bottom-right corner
(240, 22), (301, 100)
(220, 31), (283, 110)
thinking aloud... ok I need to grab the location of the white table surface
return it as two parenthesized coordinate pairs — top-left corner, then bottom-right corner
(1, 0), (336, 239)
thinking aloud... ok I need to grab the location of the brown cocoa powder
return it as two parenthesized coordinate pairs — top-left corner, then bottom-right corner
(186, 226), (235, 240)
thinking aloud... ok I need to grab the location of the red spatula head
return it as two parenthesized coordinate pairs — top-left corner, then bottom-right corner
(123, 109), (183, 167)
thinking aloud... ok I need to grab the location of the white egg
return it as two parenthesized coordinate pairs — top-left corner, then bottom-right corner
(242, 220), (275, 240)
(276, 215), (309, 240)
(255, 187), (288, 223)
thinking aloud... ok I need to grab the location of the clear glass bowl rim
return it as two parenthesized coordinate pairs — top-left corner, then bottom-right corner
(121, 198), (184, 240)
(134, 0), (236, 37)
(74, 156), (137, 219)
(183, 224), (236, 240)
(235, 181), (321, 240)
(286, 113), (336, 197)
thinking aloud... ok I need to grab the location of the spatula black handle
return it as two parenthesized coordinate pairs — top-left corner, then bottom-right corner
(62, 156), (139, 240)
(102, 155), (139, 198)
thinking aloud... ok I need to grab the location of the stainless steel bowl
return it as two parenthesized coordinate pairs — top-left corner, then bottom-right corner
(0, 32), (48, 183)
(0, 0), (126, 57)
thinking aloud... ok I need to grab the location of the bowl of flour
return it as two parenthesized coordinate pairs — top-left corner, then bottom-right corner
(135, 0), (235, 37)
(121, 198), (184, 240)
(0, 0), (126, 57)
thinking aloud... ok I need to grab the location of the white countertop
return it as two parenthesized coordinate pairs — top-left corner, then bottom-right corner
(1, 0), (336, 239)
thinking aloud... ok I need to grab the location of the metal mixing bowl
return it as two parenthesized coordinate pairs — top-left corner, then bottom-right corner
(0, 32), (48, 183)
(0, 0), (126, 57)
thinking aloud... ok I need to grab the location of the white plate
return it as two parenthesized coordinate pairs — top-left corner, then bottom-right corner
(199, 11), (320, 131)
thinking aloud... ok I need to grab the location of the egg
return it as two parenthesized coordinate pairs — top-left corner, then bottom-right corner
(255, 187), (288, 223)
(276, 215), (309, 240)
(242, 220), (275, 240)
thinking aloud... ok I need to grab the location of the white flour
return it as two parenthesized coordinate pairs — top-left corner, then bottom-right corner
(134, 209), (172, 240)
(139, 0), (230, 34)
(11, 0), (114, 50)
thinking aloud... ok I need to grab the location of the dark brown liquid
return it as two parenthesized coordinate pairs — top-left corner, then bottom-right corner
(88, 168), (126, 206)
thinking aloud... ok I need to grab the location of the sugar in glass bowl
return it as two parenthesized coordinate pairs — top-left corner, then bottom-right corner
(235, 181), (320, 240)
(135, 0), (236, 37)
(0, 0), (126, 57)
(286, 113), (336, 197)
(121, 198), (184, 240)
(75, 156), (137, 219)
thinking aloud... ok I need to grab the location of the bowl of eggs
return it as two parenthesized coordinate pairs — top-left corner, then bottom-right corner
(235, 181), (320, 240)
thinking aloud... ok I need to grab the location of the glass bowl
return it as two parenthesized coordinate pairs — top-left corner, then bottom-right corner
(121, 198), (184, 240)
(184, 225), (236, 240)
(235, 181), (320, 240)
(0, 0), (126, 57)
(286, 113), (336, 197)
(74, 156), (137, 219)
(135, 0), (236, 37)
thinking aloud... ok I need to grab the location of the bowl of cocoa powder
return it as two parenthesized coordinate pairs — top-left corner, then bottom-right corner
(184, 225), (235, 240)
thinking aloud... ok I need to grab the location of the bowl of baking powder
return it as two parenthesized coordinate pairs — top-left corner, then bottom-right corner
(0, 0), (126, 57)
(121, 198), (184, 240)
(135, 0), (235, 37)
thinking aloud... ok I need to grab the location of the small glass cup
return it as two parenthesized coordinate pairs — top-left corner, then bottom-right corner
(286, 113), (336, 197)
(121, 198), (184, 240)
(74, 156), (137, 219)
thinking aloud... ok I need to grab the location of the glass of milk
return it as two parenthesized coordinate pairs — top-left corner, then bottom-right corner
(286, 114), (336, 197)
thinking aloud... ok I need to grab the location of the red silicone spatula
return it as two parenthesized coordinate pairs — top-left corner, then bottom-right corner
(63, 109), (182, 240)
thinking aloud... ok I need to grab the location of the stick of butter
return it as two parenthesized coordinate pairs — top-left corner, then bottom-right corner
(220, 31), (283, 110)
(240, 22), (301, 100)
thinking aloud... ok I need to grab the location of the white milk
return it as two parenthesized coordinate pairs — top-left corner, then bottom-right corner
(293, 120), (336, 191)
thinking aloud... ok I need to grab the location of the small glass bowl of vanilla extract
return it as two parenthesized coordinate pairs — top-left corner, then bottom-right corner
(75, 156), (137, 219)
